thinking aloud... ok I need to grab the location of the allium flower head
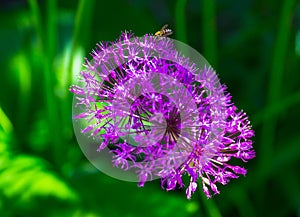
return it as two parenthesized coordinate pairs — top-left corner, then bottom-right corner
(71, 31), (255, 199)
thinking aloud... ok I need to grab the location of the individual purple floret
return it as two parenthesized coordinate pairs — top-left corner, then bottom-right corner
(70, 31), (255, 199)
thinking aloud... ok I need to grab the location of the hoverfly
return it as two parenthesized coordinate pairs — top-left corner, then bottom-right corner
(154, 24), (173, 37)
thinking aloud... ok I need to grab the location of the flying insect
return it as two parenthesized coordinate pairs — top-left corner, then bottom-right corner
(154, 24), (173, 37)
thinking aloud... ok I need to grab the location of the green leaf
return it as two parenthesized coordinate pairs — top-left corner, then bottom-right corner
(0, 106), (13, 135)
(0, 154), (78, 210)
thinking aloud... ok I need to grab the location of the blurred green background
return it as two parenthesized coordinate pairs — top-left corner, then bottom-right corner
(0, 0), (300, 216)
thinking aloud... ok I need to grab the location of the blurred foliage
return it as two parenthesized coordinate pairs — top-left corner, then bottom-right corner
(0, 0), (300, 216)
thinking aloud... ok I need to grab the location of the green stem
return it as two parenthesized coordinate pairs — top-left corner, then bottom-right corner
(200, 191), (222, 217)
(257, 0), (296, 212)
(201, 0), (217, 68)
(67, 0), (95, 85)
(56, 1), (95, 174)
(175, 0), (188, 44)
(44, 0), (61, 166)
(28, 0), (43, 50)
(61, 0), (95, 146)
(258, 0), (296, 178)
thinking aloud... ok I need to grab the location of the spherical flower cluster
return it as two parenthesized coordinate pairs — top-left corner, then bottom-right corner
(70, 31), (255, 199)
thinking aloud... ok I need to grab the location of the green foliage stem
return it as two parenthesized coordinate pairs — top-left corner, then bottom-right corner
(201, 0), (217, 68)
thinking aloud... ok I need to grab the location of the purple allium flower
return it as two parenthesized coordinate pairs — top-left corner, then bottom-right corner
(70, 31), (255, 199)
